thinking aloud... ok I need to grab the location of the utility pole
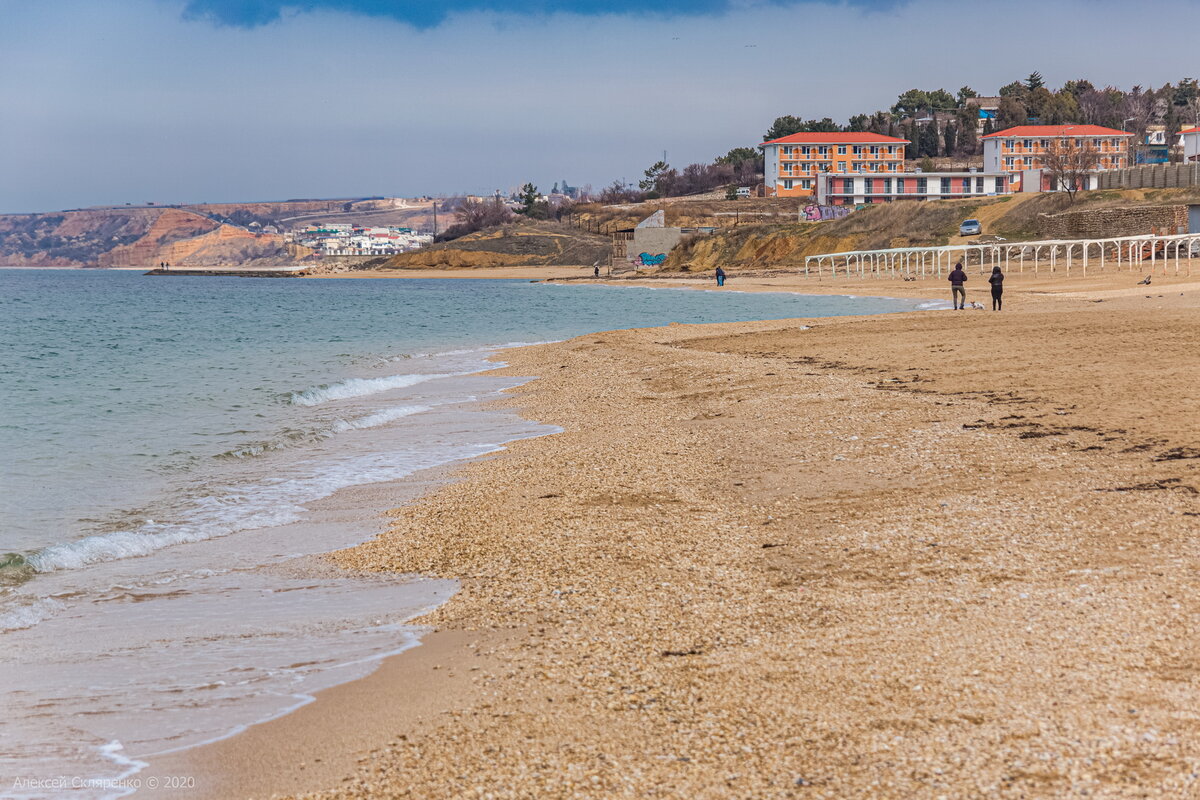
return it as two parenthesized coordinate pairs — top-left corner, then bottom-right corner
(432, 199), (438, 239)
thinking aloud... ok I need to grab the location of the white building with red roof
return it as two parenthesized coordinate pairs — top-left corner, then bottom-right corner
(1183, 126), (1199, 162)
(761, 132), (908, 198)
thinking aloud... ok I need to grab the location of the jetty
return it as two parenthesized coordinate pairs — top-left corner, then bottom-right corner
(144, 265), (310, 278)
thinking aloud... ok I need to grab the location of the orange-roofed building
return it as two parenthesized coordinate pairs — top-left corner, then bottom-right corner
(762, 132), (908, 198)
(982, 125), (1132, 178)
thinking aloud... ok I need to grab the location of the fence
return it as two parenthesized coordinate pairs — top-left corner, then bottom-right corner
(803, 232), (1200, 279)
(1096, 163), (1200, 190)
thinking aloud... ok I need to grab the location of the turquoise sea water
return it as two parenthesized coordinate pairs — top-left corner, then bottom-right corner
(0, 270), (930, 795)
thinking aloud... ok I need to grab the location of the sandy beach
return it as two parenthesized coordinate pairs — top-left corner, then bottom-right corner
(162, 271), (1200, 799)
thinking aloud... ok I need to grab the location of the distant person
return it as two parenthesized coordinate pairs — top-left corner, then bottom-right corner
(949, 261), (967, 310)
(715, 266), (726, 287)
(593, 264), (600, 278)
(989, 265), (1004, 311)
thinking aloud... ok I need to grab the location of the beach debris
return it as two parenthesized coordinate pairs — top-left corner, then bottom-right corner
(1138, 275), (1152, 285)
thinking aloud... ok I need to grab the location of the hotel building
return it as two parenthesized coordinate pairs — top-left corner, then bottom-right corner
(762, 132), (908, 198)
(982, 124), (1132, 189)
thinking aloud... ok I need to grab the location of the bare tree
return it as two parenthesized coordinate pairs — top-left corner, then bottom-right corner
(1040, 139), (1100, 203)
(439, 196), (514, 241)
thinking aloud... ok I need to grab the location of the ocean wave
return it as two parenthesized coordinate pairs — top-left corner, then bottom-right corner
(26, 504), (305, 574)
(329, 404), (433, 433)
(218, 403), (447, 460)
(398, 340), (558, 362)
(288, 372), (458, 406)
(21, 438), (522, 577)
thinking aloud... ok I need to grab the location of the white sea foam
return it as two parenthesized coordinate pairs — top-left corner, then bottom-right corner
(289, 372), (458, 406)
(22, 439), (522, 576)
(330, 404), (432, 433)
(401, 340), (558, 362)
(0, 597), (67, 631)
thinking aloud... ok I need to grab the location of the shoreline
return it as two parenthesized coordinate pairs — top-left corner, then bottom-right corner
(166, 273), (1200, 799)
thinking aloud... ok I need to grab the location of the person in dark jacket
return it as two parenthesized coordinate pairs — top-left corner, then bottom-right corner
(715, 266), (726, 287)
(989, 265), (1004, 311)
(948, 262), (967, 309)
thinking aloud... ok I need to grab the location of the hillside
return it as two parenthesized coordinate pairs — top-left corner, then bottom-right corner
(0, 197), (432, 268)
(380, 219), (611, 269)
(660, 187), (1200, 272)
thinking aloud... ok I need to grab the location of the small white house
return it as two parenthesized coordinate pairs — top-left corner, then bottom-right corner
(1184, 127), (1200, 163)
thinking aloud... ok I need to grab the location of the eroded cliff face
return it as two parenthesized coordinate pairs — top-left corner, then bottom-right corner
(0, 207), (293, 267)
(0, 209), (161, 266)
(98, 209), (221, 267)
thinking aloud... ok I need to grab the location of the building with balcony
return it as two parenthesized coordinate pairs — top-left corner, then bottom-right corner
(982, 125), (1132, 187)
(762, 132), (908, 198)
(815, 170), (1010, 206)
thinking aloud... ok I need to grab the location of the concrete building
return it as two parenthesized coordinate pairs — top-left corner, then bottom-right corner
(1184, 127), (1200, 163)
(762, 132), (908, 198)
(983, 125), (1132, 190)
(815, 170), (1010, 206)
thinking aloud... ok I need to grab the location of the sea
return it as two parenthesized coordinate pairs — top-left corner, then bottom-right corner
(0, 269), (934, 797)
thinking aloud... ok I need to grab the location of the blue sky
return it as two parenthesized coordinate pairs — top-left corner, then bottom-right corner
(1, 0), (1198, 212)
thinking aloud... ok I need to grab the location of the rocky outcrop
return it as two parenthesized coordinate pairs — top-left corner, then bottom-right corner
(383, 221), (611, 269)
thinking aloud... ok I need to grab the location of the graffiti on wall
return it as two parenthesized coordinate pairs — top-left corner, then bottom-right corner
(802, 204), (852, 222)
(637, 252), (668, 266)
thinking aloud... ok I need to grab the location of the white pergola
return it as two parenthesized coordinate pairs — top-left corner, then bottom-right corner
(802, 232), (1200, 279)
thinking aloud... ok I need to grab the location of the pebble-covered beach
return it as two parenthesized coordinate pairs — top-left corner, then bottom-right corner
(174, 273), (1200, 799)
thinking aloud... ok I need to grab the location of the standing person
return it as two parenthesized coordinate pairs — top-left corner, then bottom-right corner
(949, 261), (967, 310)
(989, 265), (1004, 311)
(715, 266), (726, 287)
(593, 264), (600, 278)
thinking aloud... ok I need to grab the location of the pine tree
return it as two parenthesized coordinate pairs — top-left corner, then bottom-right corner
(920, 122), (940, 157)
(943, 123), (958, 156)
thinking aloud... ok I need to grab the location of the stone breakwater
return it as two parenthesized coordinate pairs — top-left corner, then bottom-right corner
(299, 287), (1200, 799)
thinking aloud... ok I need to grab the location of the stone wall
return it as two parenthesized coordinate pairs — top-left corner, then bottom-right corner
(1096, 163), (1200, 190)
(1037, 205), (1189, 240)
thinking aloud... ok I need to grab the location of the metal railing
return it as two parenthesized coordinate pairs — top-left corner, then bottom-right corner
(803, 232), (1200, 278)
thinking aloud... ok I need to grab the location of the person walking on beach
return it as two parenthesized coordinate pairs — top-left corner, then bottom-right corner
(593, 264), (600, 278)
(949, 261), (967, 310)
(989, 265), (1005, 311)
(715, 266), (726, 287)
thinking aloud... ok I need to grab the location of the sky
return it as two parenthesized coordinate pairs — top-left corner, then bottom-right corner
(1, 0), (1198, 213)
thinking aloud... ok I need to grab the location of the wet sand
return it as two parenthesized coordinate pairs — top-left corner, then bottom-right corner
(168, 273), (1200, 799)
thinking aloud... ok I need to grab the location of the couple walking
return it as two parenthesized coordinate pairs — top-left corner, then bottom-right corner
(949, 262), (1005, 311)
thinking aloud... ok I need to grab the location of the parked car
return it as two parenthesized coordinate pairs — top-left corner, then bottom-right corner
(959, 219), (982, 236)
(735, 187), (753, 199)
